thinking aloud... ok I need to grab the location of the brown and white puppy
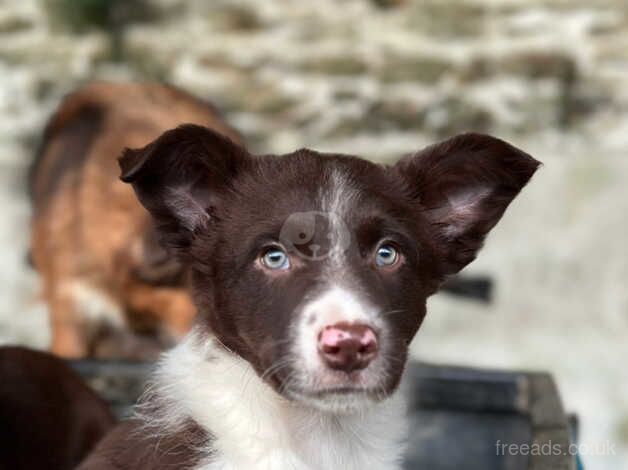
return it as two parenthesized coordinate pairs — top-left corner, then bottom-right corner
(80, 127), (539, 469)
(0, 346), (115, 470)
(29, 82), (241, 359)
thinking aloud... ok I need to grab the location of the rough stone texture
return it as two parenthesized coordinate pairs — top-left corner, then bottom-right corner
(0, 1), (626, 469)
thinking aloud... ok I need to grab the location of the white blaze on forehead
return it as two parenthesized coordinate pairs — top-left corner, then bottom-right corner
(320, 169), (356, 267)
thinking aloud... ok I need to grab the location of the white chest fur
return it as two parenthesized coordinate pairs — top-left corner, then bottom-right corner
(144, 331), (409, 470)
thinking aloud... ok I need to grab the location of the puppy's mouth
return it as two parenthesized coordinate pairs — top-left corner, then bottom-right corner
(265, 364), (394, 413)
(283, 383), (385, 413)
(290, 385), (381, 399)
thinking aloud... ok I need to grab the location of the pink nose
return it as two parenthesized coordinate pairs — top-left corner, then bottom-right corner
(317, 323), (378, 373)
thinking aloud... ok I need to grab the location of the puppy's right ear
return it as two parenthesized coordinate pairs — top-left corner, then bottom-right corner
(119, 124), (248, 251)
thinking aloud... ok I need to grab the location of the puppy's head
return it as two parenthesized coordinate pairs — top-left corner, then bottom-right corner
(120, 125), (539, 413)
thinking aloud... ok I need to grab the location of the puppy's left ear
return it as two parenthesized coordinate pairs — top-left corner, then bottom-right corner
(393, 133), (540, 276)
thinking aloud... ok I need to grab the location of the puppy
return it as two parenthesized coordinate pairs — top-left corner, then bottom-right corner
(29, 82), (241, 359)
(0, 346), (115, 469)
(80, 127), (539, 469)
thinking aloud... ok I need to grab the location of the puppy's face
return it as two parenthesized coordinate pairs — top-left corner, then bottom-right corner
(120, 126), (539, 413)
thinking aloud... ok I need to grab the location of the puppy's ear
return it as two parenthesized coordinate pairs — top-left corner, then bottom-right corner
(119, 124), (248, 251)
(393, 133), (540, 276)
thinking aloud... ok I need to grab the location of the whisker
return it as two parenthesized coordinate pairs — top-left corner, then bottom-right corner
(379, 309), (407, 318)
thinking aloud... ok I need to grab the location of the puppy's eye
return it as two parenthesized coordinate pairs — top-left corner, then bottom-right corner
(375, 244), (399, 268)
(261, 247), (290, 270)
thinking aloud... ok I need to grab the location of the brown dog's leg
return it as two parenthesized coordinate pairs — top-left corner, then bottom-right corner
(49, 292), (88, 358)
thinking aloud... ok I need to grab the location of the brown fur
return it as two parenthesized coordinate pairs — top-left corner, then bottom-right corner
(30, 82), (242, 358)
(77, 418), (208, 470)
(0, 346), (115, 469)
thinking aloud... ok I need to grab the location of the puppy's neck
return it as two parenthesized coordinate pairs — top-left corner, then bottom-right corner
(142, 329), (408, 470)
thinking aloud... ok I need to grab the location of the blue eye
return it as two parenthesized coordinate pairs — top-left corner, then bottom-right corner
(261, 247), (290, 270)
(375, 244), (398, 267)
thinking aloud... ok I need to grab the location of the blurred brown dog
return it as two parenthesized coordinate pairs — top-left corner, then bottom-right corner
(29, 82), (241, 358)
